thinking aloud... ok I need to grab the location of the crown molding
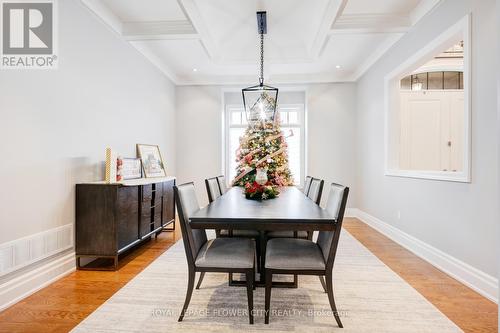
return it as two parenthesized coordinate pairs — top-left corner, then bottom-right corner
(410, 0), (443, 25)
(80, 0), (123, 34)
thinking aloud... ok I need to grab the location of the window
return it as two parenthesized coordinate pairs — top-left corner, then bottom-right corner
(385, 15), (471, 182)
(224, 92), (305, 186)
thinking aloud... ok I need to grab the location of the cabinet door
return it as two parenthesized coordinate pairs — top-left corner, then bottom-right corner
(162, 179), (175, 225)
(116, 186), (139, 251)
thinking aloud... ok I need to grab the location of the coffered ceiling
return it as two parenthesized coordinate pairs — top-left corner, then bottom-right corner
(81, 0), (441, 85)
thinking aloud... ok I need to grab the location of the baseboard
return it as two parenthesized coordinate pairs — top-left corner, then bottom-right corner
(345, 208), (358, 218)
(349, 208), (498, 303)
(0, 252), (76, 311)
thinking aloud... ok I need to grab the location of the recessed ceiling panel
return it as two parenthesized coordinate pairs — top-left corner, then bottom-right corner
(86, 0), (435, 84)
(194, 0), (329, 63)
(101, 0), (186, 22)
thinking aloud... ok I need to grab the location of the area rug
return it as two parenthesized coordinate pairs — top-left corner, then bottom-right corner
(71, 231), (462, 332)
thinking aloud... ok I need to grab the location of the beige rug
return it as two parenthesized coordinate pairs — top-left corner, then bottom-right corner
(71, 231), (462, 332)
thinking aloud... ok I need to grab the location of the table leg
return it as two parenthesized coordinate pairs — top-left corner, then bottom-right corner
(228, 231), (298, 288)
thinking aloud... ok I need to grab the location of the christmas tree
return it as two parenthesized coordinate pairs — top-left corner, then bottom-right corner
(233, 117), (294, 189)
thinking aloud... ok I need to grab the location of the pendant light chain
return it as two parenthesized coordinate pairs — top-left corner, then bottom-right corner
(259, 16), (264, 86)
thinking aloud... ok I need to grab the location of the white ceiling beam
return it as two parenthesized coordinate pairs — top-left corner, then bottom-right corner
(122, 20), (199, 41)
(310, 0), (349, 59)
(331, 14), (411, 34)
(177, 0), (217, 59)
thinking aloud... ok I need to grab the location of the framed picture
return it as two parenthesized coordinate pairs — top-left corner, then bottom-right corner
(121, 158), (142, 180)
(136, 144), (166, 178)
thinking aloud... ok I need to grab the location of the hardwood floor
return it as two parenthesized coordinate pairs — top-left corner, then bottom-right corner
(0, 219), (497, 333)
(343, 218), (498, 333)
(0, 227), (182, 333)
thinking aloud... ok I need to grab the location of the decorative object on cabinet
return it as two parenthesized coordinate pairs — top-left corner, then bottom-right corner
(121, 157), (142, 180)
(104, 147), (117, 183)
(136, 144), (166, 178)
(116, 156), (123, 181)
(75, 177), (176, 270)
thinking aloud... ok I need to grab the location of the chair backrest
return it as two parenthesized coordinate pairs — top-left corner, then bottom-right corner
(307, 178), (324, 205)
(317, 183), (349, 269)
(303, 176), (312, 195)
(216, 175), (227, 194)
(174, 183), (208, 266)
(205, 177), (221, 203)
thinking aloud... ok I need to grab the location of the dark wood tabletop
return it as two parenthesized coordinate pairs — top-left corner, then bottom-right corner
(190, 186), (336, 231)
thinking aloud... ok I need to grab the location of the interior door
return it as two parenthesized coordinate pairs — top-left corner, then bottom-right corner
(449, 91), (464, 171)
(400, 91), (449, 170)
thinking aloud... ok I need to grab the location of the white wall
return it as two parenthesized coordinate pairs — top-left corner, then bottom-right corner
(175, 83), (358, 207)
(175, 86), (222, 205)
(497, 0), (500, 317)
(0, 1), (176, 250)
(356, 0), (498, 280)
(307, 84), (357, 207)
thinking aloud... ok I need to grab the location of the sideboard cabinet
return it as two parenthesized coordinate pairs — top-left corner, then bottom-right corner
(76, 177), (176, 270)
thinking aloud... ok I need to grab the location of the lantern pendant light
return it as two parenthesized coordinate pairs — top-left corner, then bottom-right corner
(242, 11), (279, 128)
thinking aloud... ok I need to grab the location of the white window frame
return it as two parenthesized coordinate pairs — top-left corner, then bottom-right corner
(277, 104), (306, 186)
(223, 100), (306, 186)
(384, 14), (471, 183)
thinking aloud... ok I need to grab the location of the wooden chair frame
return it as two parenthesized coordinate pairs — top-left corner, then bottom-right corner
(175, 183), (255, 324)
(264, 184), (349, 327)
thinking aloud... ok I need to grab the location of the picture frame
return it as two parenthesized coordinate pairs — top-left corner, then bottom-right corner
(136, 144), (166, 178)
(121, 158), (142, 180)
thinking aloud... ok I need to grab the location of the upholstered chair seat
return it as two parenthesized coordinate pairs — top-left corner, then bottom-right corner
(265, 238), (325, 270)
(195, 238), (255, 269)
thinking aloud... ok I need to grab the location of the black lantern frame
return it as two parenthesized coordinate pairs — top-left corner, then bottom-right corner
(242, 11), (279, 126)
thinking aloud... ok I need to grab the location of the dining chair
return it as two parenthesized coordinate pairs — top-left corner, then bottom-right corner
(174, 182), (255, 324)
(264, 183), (349, 327)
(199, 177), (260, 288)
(266, 176), (319, 240)
(307, 178), (324, 205)
(216, 175), (227, 194)
(302, 176), (313, 195)
(263, 177), (323, 284)
(205, 176), (222, 203)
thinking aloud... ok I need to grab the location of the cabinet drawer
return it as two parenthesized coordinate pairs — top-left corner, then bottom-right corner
(141, 183), (163, 202)
(153, 208), (162, 230)
(140, 202), (152, 236)
(154, 182), (163, 197)
(141, 185), (153, 202)
(152, 194), (162, 209)
(162, 180), (175, 224)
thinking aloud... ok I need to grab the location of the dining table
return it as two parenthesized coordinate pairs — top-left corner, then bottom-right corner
(190, 186), (337, 286)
